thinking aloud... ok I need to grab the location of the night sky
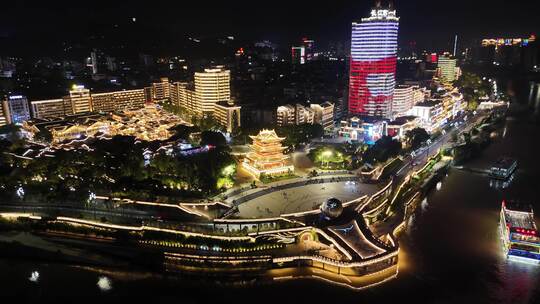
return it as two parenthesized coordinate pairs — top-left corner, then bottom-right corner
(1, 0), (540, 56)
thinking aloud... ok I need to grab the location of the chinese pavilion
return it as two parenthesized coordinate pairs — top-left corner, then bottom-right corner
(243, 129), (294, 178)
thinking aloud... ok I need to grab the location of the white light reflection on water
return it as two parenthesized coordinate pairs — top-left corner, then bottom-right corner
(421, 197), (428, 211)
(97, 276), (113, 292)
(28, 271), (39, 283)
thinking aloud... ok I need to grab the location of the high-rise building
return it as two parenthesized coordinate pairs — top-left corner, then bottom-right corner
(31, 99), (67, 119)
(295, 104), (314, 125)
(0, 99), (8, 126)
(170, 67), (240, 131)
(276, 104), (315, 126)
(349, 4), (399, 118)
(152, 77), (171, 102)
(310, 102), (335, 129)
(31, 87), (148, 119)
(171, 81), (198, 115)
(276, 105), (296, 126)
(392, 85), (414, 118)
(302, 38), (315, 62)
(64, 85), (92, 114)
(291, 46), (306, 65)
(194, 67), (231, 116)
(3, 95), (31, 124)
(91, 89), (146, 113)
(407, 100), (444, 132)
(413, 86), (429, 105)
(438, 53), (458, 82)
(214, 100), (241, 133)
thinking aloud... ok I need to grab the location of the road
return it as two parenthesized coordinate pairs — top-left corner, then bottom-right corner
(395, 112), (487, 179)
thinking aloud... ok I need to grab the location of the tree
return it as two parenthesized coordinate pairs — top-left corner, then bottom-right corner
(0, 124), (21, 142)
(169, 125), (199, 141)
(455, 72), (491, 108)
(405, 128), (430, 150)
(363, 136), (402, 164)
(200, 131), (227, 147)
(192, 115), (224, 132)
(35, 128), (53, 143)
(276, 124), (324, 148)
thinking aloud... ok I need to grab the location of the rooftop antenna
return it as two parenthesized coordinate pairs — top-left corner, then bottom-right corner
(453, 34), (458, 57)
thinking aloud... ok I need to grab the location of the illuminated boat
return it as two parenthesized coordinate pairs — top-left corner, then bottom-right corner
(489, 158), (517, 180)
(500, 200), (540, 263)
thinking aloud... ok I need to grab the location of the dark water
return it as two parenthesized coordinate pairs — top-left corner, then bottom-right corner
(2, 116), (540, 303)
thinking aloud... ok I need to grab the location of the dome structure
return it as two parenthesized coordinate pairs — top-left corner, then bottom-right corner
(320, 198), (344, 220)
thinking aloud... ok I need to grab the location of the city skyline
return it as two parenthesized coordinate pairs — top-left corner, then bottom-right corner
(2, 0), (540, 58)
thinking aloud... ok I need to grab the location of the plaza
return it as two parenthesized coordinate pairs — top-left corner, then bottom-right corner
(229, 177), (380, 218)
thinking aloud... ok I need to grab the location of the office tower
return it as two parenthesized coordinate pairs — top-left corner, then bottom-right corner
(349, 3), (399, 118)
(194, 67), (231, 116)
(291, 46), (306, 65)
(64, 85), (92, 114)
(392, 85), (414, 118)
(214, 100), (241, 133)
(438, 53), (458, 82)
(0, 99), (8, 126)
(310, 102), (335, 129)
(89, 50), (99, 75)
(302, 38), (315, 62)
(294, 104), (314, 125)
(152, 77), (171, 102)
(31, 99), (67, 119)
(276, 105), (296, 126)
(171, 81), (197, 115)
(276, 104), (315, 126)
(91, 89), (146, 113)
(3, 95), (31, 124)
(412, 86), (428, 104)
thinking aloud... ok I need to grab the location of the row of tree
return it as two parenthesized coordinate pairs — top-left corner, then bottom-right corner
(454, 71), (492, 111)
(0, 133), (236, 204)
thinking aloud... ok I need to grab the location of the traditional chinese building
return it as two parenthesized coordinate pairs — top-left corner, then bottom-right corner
(243, 129), (294, 178)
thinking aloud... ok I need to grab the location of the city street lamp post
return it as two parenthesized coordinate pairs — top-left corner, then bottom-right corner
(322, 150), (333, 169)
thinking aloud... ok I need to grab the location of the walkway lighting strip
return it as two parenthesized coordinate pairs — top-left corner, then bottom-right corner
(54, 216), (253, 241)
(329, 220), (386, 259)
(248, 227), (312, 236)
(363, 199), (389, 217)
(274, 267), (398, 291)
(272, 249), (398, 268)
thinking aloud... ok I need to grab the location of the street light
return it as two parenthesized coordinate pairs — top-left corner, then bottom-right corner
(88, 192), (97, 220)
(16, 186), (25, 200)
(322, 150), (333, 168)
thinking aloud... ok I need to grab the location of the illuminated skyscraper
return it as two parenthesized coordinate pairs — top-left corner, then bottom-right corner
(291, 46), (306, 65)
(64, 85), (92, 114)
(349, 3), (399, 118)
(3, 95), (31, 124)
(437, 53), (459, 82)
(392, 85), (413, 118)
(194, 66), (231, 116)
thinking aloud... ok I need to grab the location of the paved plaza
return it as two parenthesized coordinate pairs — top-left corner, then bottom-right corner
(236, 180), (379, 219)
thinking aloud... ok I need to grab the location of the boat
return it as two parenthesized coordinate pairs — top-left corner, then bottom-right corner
(489, 158), (517, 180)
(499, 200), (540, 263)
